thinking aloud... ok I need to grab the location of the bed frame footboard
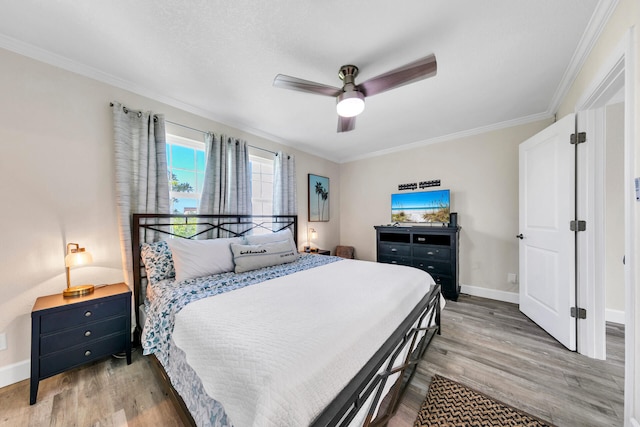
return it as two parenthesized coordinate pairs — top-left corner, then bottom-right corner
(311, 284), (441, 427)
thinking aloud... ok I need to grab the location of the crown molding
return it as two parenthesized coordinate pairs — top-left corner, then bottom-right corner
(338, 111), (553, 163)
(0, 34), (319, 159)
(547, 0), (620, 115)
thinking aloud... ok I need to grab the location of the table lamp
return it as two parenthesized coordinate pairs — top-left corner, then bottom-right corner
(64, 243), (94, 297)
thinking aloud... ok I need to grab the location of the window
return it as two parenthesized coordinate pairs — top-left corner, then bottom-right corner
(249, 153), (274, 216)
(166, 135), (274, 216)
(166, 135), (205, 214)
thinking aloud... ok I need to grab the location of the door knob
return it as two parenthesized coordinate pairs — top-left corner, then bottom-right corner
(516, 234), (524, 240)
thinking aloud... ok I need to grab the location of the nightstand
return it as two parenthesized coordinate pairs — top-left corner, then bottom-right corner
(30, 282), (131, 404)
(310, 249), (331, 255)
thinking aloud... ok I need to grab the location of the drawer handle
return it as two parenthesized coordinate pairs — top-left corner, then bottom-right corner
(427, 266), (435, 269)
(84, 350), (92, 357)
(391, 261), (398, 264)
(84, 311), (92, 317)
(427, 251), (434, 255)
(417, 237), (425, 242)
(391, 248), (397, 252)
(84, 330), (91, 337)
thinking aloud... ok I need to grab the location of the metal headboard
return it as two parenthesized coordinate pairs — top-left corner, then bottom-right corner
(131, 213), (298, 329)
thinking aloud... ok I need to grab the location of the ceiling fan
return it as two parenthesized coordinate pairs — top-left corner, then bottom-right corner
(273, 54), (437, 132)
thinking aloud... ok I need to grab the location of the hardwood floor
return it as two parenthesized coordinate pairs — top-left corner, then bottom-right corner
(389, 295), (625, 427)
(0, 295), (624, 426)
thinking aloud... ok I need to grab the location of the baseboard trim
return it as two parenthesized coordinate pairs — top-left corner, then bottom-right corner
(459, 284), (519, 304)
(0, 359), (29, 389)
(605, 308), (625, 325)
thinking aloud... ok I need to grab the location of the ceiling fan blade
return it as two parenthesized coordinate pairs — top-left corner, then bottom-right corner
(273, 74), (342, 97)
(357, 54), (437, 97)
(337, 116), (356, 133)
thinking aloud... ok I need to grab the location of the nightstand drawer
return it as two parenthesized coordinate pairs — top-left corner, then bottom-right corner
(378, 242), (411, 257)
(40, 316), (128, 355)
(40, 298), (127, 334)
(39, 333), (127, 378)
(412, 259), (452, 275)
(413, 246), (451, 260)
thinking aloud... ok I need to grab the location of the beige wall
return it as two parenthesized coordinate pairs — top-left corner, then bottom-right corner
(339, 119), (551, 294)
(0, 47), (340, 373)
(605, 102), (625, 313)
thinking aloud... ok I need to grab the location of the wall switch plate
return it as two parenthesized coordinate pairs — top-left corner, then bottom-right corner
(0, 333), (6, 351)
(508, 273), (518, 284)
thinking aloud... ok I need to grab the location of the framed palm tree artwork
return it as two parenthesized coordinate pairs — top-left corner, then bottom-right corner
(308, 174), (329, 222)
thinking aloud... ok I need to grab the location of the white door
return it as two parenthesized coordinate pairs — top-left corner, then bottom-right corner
(519, 113), (576, 350)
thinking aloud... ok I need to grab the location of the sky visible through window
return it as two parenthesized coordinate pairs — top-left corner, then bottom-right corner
(166, 135), (274, 215)
(167, 140), (205, 214)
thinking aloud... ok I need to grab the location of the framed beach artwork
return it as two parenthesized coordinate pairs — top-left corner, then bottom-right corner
(308, 174), (329, 222)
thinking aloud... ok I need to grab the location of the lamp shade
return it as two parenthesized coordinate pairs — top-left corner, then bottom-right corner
(65, 248), (93, 267)
(336, 91), (365, 118)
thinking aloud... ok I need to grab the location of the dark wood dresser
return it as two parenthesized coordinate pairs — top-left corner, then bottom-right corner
(30, 282), (131, 404)
(375, 225), (460, 300)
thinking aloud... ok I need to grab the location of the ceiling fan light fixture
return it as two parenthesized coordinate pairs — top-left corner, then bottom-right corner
(336, 91), (365, 118)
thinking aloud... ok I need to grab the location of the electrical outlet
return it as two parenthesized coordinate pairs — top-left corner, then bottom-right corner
(0, 333), (6, 351)
(508, 273), (518, 284)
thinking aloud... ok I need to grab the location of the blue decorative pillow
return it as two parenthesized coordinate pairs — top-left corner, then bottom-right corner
(140, 241), (175, 284)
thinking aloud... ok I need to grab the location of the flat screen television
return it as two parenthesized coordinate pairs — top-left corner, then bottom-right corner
(391, 189), (450, 224)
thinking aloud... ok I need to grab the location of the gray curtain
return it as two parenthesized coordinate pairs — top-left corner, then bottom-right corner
(273, 151), (297, 215)
(111, 102), (170, 286)
(200, 133), (251, 236)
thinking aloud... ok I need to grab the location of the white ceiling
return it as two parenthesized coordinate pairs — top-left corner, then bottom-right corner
(0, 0), (610, 162)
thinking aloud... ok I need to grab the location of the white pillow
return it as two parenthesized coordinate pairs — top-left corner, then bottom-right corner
(244, 228), (297, 254)
(231, 240), (298, 273)
(167, 237), (242, 282)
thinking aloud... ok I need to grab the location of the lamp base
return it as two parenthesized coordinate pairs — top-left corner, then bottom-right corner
(63, 284), (95, 298)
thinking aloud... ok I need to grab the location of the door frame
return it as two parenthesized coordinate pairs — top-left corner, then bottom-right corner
(574, 27), (636, 425)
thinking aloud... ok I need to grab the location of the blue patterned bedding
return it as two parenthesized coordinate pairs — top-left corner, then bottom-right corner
(141, 254), (341, 368)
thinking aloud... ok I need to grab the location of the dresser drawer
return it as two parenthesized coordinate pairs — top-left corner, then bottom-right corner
(412, 259), (452, 275)
(413, 246), (451, 260)
(379, 254), (412, 266)
(40, 316), (128, 355)
(39, 333), (127, 378)
(40, 298), (127, 334)
(378, 242), (411, 257)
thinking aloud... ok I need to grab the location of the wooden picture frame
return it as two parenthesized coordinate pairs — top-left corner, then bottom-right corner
(308, 174), (329, 222)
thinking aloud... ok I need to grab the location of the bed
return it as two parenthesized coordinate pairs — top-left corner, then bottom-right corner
(132, 214), (441, 427)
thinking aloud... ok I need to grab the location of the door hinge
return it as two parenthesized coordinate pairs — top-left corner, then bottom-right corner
(570, 132), (586, 144)
(571, 307), (587, 319)
(570, 220), (586, 231)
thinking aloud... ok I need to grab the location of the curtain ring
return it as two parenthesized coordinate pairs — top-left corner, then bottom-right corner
(123, 106), (129, 114)
(137, 111), (142, 118)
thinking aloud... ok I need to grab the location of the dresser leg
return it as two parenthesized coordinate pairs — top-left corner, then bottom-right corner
(30, 379), (38, 405)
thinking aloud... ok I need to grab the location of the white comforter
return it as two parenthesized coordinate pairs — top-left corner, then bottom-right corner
(172, 258), (434, 427)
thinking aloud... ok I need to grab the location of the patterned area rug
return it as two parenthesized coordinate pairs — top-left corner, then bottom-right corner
(414, 375), (556, 427)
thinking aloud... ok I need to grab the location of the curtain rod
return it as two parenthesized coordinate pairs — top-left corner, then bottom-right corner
(109, 103), (277, 156)
(166, 120), (277, 156)
(164, 120), (276, 155)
